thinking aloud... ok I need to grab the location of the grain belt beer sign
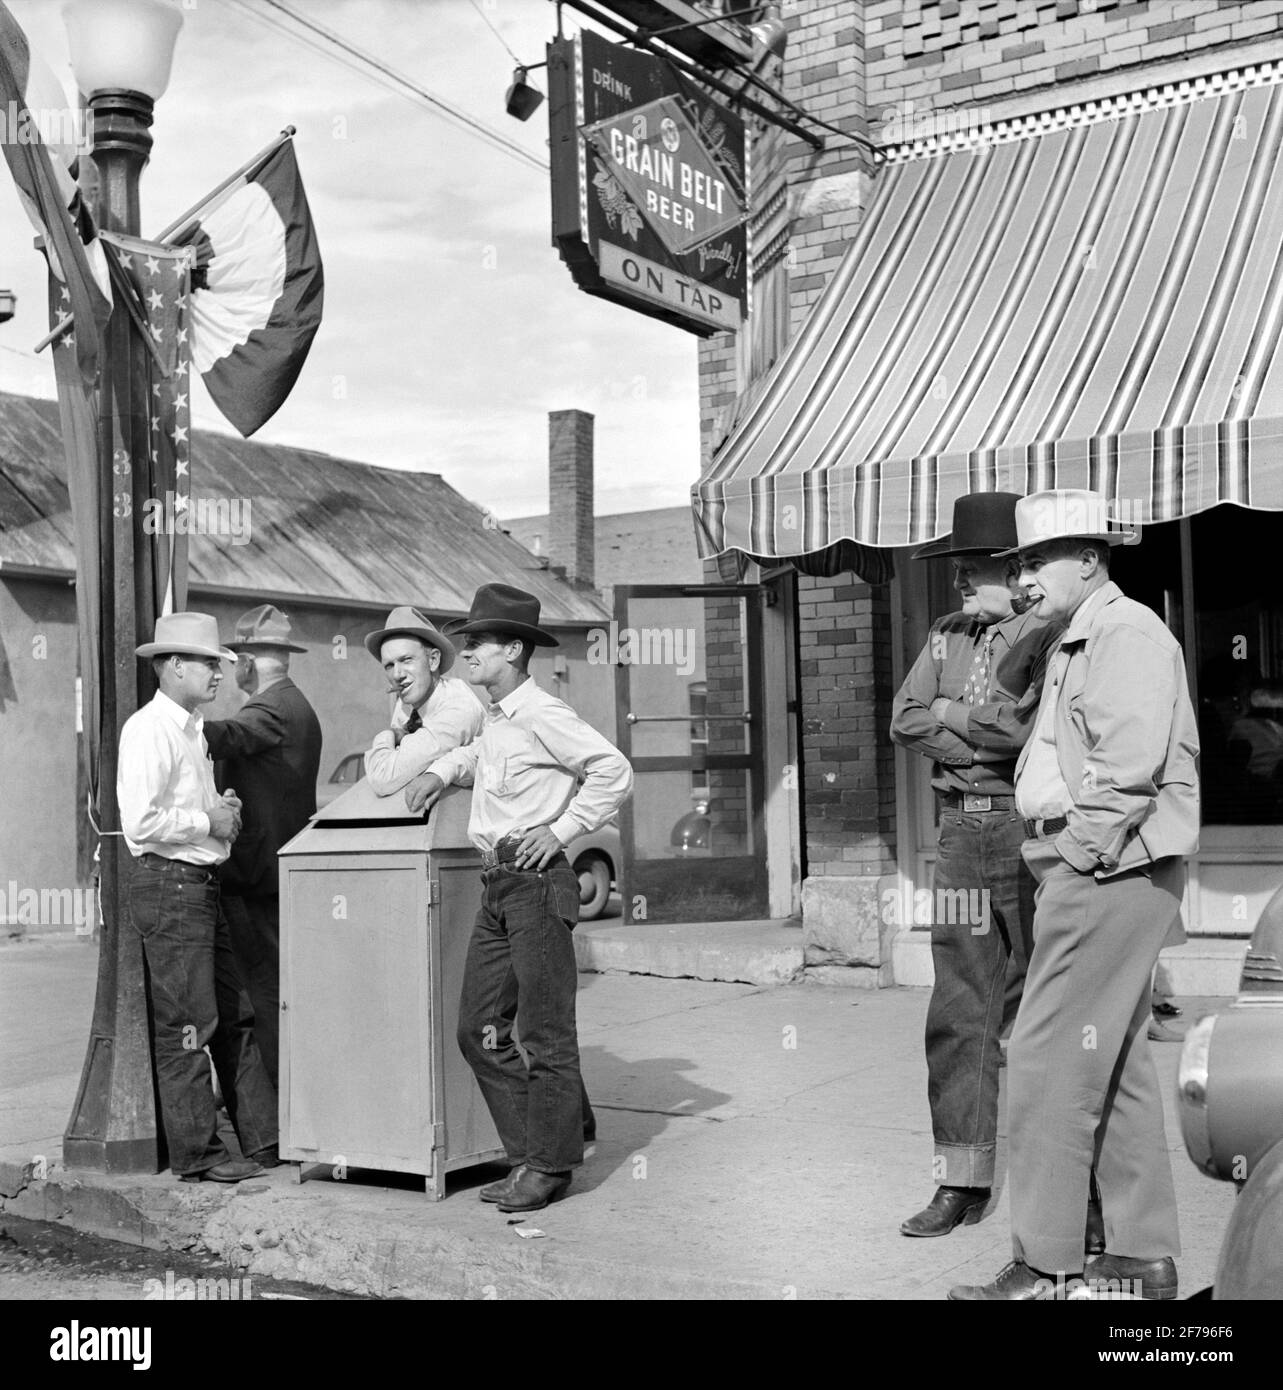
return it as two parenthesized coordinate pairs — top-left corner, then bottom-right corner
(548, 28), (747, 336)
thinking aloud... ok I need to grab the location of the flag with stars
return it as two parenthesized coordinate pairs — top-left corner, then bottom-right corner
(0, 1), (111, 386)
(99, 231), (194, 615)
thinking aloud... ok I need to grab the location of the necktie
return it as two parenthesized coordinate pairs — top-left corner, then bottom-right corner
(964, 630), (995, 706)
(404, 708), (423, 734)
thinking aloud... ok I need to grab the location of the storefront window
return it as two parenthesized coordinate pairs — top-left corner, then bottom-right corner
(1189, 507), (1283, 826)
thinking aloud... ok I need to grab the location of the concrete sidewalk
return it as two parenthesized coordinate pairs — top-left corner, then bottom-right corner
(0, 939), (1238, 1299)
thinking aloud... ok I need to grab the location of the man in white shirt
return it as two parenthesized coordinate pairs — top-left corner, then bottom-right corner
(405, 585), (632, 1214)
(361, 606), (484, 796)
(119, 612), (279, 1183)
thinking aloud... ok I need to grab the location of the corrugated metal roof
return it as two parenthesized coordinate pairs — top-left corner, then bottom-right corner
(0, 391), (608, 625)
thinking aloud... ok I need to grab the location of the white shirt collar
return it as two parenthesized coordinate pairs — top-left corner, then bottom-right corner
(153, 688), (202, 734)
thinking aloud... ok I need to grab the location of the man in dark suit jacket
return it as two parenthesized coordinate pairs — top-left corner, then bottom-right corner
(204, 605), (322, 1089)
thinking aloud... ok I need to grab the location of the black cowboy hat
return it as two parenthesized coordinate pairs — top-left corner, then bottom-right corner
(443, 583), (559, 648)
(912, 492), (1023, 560)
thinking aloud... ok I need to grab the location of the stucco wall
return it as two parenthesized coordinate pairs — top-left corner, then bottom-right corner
(0, 579), (616, 925)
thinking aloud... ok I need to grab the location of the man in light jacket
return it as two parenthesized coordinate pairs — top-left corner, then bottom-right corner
(951, 490), (1199, 1302)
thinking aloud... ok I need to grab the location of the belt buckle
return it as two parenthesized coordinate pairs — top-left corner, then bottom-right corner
(962, 793), (992, 812)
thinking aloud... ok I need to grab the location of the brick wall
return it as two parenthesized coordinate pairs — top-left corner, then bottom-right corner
(696, 0), (1282, 955)
(866, 0), (1283, 127)
(796, 574), (897, 881)
(548, 409), (595, 589)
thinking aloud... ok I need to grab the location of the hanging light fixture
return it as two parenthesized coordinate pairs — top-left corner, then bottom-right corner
(505, 65), (545, 122)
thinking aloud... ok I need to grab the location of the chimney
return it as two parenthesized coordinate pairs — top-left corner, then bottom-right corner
(548, 408), (594, 590)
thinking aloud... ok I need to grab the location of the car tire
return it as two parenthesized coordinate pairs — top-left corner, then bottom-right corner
(575, 853), (612, 921)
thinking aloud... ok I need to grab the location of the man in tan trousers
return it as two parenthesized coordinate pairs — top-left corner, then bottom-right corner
(950, 490), (1199, 1302)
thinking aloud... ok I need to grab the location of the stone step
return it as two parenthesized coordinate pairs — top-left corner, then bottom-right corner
(574, 918), (804, 987)
(891, 928), (1250, 996)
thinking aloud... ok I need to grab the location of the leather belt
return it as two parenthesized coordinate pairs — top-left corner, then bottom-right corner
(139, 851), (215, 876)
(939, 792), (1016, 813)
(1023, 815), (1069, 839)
(480, 833), (566, 872)
(480, 850), (567, 873)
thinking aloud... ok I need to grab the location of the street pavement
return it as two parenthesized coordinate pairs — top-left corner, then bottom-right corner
(0, 938), (1239, 1300)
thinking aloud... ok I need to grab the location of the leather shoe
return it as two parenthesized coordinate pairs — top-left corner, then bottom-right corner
(179, 1158), (263, 1184)
(1085, 1197), (1106, 1255)
(1152, 998), (1182, 1018)
(248, 1145), (281, 1169)
(478, 1168), (521, 1204)
(495, 1165), (571, 1213)
(948, 1260), (1078, 1301)
(1084, 1253), (1178, 1301)
(900, 1186), (989, 1237)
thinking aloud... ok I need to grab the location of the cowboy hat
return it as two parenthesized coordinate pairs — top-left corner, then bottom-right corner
(443, 583), (558, 648)
(364, 606), (456, 671)
(135, 612), (236, 662)
(226, 603), (307, 653)
(912, 492), (1023, 560)
(992, 488), (1134, 558)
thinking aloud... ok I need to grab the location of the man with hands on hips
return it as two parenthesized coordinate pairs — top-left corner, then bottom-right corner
(404, 584), (632, 1214)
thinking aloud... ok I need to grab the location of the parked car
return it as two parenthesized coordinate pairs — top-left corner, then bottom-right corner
(1177, 880), (1283, 1298)
(315, 751), (620, 920)
(316, 751), (365, 808)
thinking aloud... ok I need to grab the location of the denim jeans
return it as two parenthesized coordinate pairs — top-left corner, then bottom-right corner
(222, 893), (280, 1089)
(127, 855), (278, 1176)
(456, 854), (586, 1174)
(924, 809), (1035, 1189)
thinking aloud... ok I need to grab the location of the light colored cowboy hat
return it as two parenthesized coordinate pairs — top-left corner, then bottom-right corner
(226, 603), (307, 653)
(135, 612), (236, 662)
(363, 606), (456, 672)
(443, 583), (559, 648)
(992, 488), (1134, 558)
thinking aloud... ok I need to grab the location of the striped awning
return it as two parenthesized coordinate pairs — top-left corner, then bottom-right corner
(693, 68), (1283, 566)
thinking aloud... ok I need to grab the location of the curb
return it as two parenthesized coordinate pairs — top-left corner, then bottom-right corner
(0, 1161), (848, 1300)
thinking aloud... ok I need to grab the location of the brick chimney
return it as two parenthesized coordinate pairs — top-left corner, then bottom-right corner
(548, 409), (594, 590)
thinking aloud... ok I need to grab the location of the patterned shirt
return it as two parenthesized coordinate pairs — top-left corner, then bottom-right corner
(891, 607), (1060, 796)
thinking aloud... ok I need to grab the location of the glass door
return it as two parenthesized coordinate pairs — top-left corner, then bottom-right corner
(613, 584), (768, 924)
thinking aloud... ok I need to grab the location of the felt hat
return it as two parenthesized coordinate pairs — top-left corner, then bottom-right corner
(443, 583), (558, 648)
(226, 603), (307, 653)
(912, 492), (1023, 560)
(135, 612), (235, 662)
(363, 606), (457, 671)
(992, 488), (1134, 558)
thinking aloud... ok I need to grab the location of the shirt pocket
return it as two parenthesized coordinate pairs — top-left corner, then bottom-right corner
(481, 756), (508, 793)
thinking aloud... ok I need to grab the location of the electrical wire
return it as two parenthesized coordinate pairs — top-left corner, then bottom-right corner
(468, 0), (523, 66)
(223, 0), (546, 174)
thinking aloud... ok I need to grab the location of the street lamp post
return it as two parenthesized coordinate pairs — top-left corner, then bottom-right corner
(61, 0), (183, 1172)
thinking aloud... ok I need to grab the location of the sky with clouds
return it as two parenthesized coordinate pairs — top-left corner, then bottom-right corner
(0, 0), (701, 518)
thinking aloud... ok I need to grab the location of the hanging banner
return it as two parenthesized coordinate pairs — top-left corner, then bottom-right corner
(548, 28), (747, 336)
